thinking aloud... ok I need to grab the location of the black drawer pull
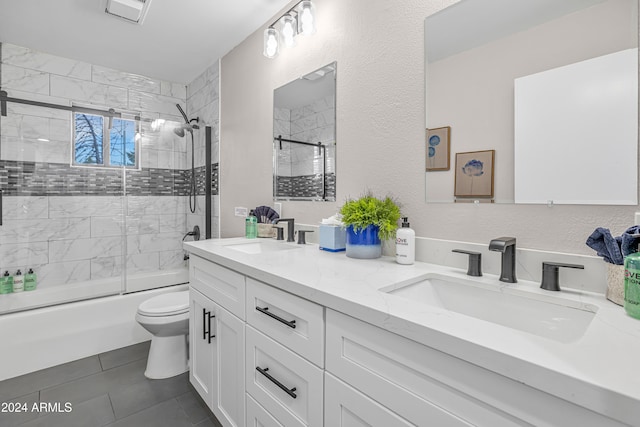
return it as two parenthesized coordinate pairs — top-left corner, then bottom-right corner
(256, 367), (297, 399)
(256, 306), (296, 328)
(202, 308), (215, 343)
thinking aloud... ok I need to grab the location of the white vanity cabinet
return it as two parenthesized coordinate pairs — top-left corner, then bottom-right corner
(189, 256), (246, 427)
(325, 309), (627, 427)
(186, 247), (630, 427)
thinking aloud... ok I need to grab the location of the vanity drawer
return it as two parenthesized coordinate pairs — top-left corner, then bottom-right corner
(246, 325), (323, 427)
(246, 394), (285, 427)
(246, 278), (324, 367)
(189, 255), (245, 320)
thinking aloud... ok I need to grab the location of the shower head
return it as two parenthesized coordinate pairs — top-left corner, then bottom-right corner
(173, 104), (200, 137)
(173, 123), (191, 137)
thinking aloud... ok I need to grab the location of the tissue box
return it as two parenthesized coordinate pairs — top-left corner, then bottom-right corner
(319, 225), (346, 252)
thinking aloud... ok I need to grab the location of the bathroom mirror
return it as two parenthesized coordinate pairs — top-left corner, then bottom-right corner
(273, 62), (336, 201)
(425, 0), (638, 204)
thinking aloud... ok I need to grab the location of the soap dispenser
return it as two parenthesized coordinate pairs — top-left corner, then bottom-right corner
(0, 271), (13, 294)
(12, 270), (24, 293)
(245, 210), (258, 239)
(395, 217), (415, 265)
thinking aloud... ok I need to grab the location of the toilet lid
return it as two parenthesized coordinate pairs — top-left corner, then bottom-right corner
(138, 291), (189, 316)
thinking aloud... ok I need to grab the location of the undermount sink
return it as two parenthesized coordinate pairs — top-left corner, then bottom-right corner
(224, 240), (300, 255)
(383, 274), (597, 343)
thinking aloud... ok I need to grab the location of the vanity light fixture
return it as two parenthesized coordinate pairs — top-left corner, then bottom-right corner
(282, 14), (297, 48)
(298, 1), (316, 36)
(263, 0), (317, 59)
(263, 27), (280, 58)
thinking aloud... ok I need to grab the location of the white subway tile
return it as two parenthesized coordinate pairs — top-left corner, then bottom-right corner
(49, 236), (122, 262)
(1, 136), (70, 163)
(38, 260), (92, 287)
(90, 256), (123, 280)
(127, 232), (183, 254)
(128, 90), (185, 116)
(125, 215), (160, 235)
(1, 64), (49, 95)
(49, 196), (124, 218)
(127, 252), (160, 273)
(3, 89), (73, 120)
(158, 213), (186, 233)
(2, 44), (92, 80)
(90, 216), (124, 237)
(92, 65), (161, 94)
(161, 81), (187, 99)
(2, 196), (49, 220)
(0, 217), (90, 244)
(159, 250), (186, 270)
(50, 75), (128, 109)
(0, 242), (48, 267)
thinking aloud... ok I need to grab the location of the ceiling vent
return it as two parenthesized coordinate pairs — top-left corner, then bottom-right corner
(105, 0), (152, 24)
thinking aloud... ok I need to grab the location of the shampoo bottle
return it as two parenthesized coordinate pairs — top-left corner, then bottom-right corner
(12, 270), (24, 293)
(624, 246), (640, 319)
(245, 210), (258, 239)
(395, 217), (415, 265)
(25, 269), (37, 291)
(0, 271), (13, 294)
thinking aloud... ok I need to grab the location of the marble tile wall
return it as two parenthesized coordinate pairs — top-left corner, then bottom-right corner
(0, 43), (217, 293)
(276, 173), (336, 200)
(186, 61), (220, 237)
(0, 196), (190, 288)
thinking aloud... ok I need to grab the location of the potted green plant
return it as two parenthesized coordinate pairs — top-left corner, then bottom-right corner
(339, 193), (401, 259)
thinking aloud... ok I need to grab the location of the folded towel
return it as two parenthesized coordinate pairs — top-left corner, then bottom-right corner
(621, 225), (640, 257)
(586, 227), (624, 265)
(254, 205), (280, 224)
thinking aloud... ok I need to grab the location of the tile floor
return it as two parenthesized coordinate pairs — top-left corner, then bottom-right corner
(0, 341), (221, 427)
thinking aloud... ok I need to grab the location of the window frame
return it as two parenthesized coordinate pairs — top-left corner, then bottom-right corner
(72, 111), (140, 170)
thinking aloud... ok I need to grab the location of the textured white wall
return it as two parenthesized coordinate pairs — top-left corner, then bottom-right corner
(220, 0), (639, 255)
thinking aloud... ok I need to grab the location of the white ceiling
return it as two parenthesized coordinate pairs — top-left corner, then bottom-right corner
(0, 0), (293, 84)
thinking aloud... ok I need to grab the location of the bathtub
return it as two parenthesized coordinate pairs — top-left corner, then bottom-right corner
(0, 269), (189, 381)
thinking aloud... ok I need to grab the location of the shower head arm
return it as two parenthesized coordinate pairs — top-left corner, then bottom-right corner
(175, 104), (189, 124)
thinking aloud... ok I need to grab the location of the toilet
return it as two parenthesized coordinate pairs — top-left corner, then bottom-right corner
(135, 290), (190, 379)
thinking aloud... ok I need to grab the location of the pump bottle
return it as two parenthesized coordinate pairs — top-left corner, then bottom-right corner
(395, 217), (415, 265)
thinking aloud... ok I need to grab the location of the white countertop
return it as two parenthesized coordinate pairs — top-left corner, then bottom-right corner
(184, 237), (640, 425)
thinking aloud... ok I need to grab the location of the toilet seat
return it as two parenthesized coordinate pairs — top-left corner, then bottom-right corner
(138, 291), (189, 317)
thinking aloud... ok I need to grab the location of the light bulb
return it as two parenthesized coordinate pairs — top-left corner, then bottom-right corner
(263, 27), (279, 58)
(282, 14), (296, 48)
(299, 1), (316, 36)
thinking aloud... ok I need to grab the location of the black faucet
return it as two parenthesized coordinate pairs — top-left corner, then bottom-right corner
(275, 218), (295, 242)
(540, 262), (584, 291)
(452, 249), (482, 277)
(489, 237), (517, 283)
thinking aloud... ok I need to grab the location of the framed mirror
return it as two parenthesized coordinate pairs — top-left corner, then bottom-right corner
(273, 62), (336, 201)
(425, 0), (638, 204)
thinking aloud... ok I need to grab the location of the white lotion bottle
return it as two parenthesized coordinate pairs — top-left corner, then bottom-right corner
(395, 217), (415, 265)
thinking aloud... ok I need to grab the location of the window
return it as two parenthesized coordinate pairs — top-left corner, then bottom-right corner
(73, 113), (138, 168)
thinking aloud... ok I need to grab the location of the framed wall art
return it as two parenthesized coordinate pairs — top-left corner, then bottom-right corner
(454, 150), (495, 198)
(426, 126), (450, 171)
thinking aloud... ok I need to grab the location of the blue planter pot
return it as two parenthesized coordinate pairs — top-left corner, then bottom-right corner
(346, 225), (382, 259)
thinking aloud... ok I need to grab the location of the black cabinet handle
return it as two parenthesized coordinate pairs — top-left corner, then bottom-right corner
(256, 367), (297, 399)
(256, 306), (296, 328)
(202, 308), (215, 343)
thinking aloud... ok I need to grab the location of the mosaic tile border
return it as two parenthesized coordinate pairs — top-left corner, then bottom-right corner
(276, 173), (335, 200)
(0, 160), (219, 196)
